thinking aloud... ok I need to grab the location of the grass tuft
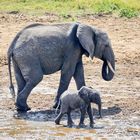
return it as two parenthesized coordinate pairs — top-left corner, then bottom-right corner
(119, 8), (138, 18)
(0, 0), (139, 18)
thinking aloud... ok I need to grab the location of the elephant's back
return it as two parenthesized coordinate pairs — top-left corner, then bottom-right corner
(61, 91), (84, 109)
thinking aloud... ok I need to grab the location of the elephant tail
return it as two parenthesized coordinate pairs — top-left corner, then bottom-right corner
(7, 28), (23, 100)
(55, 100), (61, 115)
(7, 50), (15, 100)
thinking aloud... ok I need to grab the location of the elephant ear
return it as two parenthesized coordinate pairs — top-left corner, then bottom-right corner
(78, 86), (90, 104)
(77, 24), (95, 59)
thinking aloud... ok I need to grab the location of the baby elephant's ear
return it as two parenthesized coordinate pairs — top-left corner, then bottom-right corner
(78, 87), (90, 103)
(77, 24), (95, 59)
(78, 86), (86, 96)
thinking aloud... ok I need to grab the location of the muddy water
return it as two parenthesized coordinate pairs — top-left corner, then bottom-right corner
(0, 109), (98, 140)
(0, 106), (139, 139)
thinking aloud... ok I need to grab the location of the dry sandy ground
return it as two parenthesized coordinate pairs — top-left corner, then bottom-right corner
(0, 13), (140, 139)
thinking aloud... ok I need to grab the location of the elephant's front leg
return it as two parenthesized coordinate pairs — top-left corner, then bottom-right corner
(53, 62), (76, 108)
(73, 60), (86, 90)
(78, 105), (87, 128)
(53, 74), (72, 108)
(87, 104), (94, 128)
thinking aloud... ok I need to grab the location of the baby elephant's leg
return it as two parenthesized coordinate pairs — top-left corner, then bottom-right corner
(67, 108), (74, 127)
(55, 112), (64, 125)
(78, 105), (87, 128)
(87, 104), (94, 128)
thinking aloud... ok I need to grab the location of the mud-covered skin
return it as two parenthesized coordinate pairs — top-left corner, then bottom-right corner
(7, 23), (115, 112)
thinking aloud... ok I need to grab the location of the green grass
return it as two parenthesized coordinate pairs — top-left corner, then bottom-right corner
(0, 0), (139, 18)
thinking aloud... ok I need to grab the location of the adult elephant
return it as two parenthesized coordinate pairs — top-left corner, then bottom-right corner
(7, 22), (115, 112)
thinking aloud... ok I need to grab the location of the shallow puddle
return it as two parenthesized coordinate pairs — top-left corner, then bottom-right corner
(0, 107), (140, 139)
(0, 104), (140, 140)
(0, 109), (100, 139)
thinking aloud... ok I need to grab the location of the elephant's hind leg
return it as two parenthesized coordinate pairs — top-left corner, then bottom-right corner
(15, 66), (43, 112)
(13, 60), (26, 94)
(55, 112), (64, 125)
(67, 108), (74, 127)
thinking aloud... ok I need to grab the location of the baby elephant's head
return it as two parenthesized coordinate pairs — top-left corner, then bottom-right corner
(78, 86), (102, 118)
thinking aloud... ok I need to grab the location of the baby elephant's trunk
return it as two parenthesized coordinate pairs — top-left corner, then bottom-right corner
(95, 94), (102, 118)
(98, 103), (102, 118)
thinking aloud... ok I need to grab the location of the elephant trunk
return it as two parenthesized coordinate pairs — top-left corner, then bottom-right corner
(102, 60), (115, 81)
(98, 103), (102, 118)
(102, 49), (115, 81)
(102, 46), (115, 81)
(95, 94), (102, 118)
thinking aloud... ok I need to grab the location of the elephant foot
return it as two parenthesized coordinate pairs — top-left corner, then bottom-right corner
(67, 122), (74, 128)
(77, 123), (86, 128)
(96, 115), (102, 119)
(67, 124), (73, 128)
(55, 119), (60, 125)
(15, 103), (31, 112)
(90, 123), (94, 128)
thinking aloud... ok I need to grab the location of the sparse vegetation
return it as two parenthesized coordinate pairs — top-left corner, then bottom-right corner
(0, 0), (139, 18)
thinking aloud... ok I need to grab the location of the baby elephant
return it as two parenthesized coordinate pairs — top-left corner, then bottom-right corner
(55, 86), (102, 128)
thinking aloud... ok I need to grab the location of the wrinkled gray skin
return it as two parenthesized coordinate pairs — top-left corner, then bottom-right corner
(55, 86), (102, 128)
(7, 22), (115, 112)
